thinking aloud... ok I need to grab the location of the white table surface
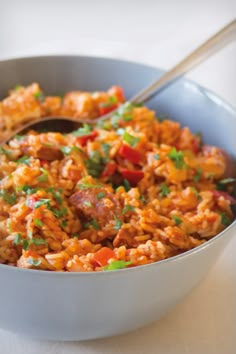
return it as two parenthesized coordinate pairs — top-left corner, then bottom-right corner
(0, 1), (236, 353)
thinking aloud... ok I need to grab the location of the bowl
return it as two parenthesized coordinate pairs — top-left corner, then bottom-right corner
(0, 55), (235, 341)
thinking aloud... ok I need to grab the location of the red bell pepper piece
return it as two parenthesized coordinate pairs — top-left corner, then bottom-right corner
(76, 130), (98, 146)
(108, 86), (125, 103)
(121, 169), (144, 186)
(212, 190), (236, 204)
(26, 196), (39, 210)
(101, 161), (117, 177)
(93, 247), (115, 267)
(40, 159), (49, 167)
(119, 144), (142, 164)
(98, 104), (117, 116)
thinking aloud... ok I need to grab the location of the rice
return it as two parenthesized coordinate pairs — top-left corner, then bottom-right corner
(0, 84), (235, 271)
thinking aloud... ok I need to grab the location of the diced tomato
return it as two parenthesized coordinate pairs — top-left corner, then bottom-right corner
(212, 190), (236, 204)
(76, 131), (98, 146)
(93, 247), (115, 267)
(101, 161), (117, 177)
(121, 169), (144, 186)
(108, 86), (125, 103)
(119, 144), (142, 164)
(40, 159), (49, 167)
(98, 104), (117, 116)
(26, 196), (39, 210)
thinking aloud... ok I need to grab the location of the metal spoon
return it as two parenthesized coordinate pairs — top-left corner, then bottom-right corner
(3, 19), (236, 144)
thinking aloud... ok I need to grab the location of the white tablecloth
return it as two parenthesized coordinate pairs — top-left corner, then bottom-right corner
(0, 1), (236, 353)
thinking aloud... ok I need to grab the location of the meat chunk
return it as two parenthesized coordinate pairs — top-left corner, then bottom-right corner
(69, 187), (123, 227)
(35, 145), (64, 161)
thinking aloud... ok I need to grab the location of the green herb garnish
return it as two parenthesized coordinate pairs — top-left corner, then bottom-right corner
(123, 131), (140, 147)
(77, 182), (101, 190)
(61, 146), (83, 155)
(51, 206), (67, 218)
(153, 154), (160, 160)
(114, 215), (122, 230)
(85, 151), (104, 177)
(30, 238), (47, 246)
(91, 218), (99, 230)
(17, 156), (31, 166)
(172, 215), (183, 225)
(33, 198), (51, 210)
(22, 239), (29, 250)
(37, 168), (48, 182)
(13, 233), (22, 246)
(103, 260), (132, 271)
(72, 124), (92, 137)
(193, 166), (203, 183)
(28, 257), (41, 266)
(61, 220), (67, 228)
(97, 191), (106, 200)
(160, 183), (170, 197)
(139, 195), (147, 204)
(167, 148), (187, 169)
(84, 201), (92, 207)
(122, 205), (135, 214)
(0, 189), (17, 205)
(216, 178), (235, 191)
(219, 212), (231, 227)
(34, 218), (44, 227)
(0, 146), (12, 157)
(34, 91), (45, 102)
(123, 179), (131, 192)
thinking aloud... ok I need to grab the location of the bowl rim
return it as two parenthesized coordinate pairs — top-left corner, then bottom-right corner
(0, 54), (235, 276)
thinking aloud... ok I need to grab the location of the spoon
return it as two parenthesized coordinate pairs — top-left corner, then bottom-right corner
(2, 19), (236, 144)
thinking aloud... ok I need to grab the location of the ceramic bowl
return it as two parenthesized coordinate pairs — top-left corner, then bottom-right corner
(0, 55), (235, 340)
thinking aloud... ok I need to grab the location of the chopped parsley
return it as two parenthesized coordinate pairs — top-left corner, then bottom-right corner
(34, 218), (44, 227)
(160, 183), (170, 197)
(114, 215), (122, 230)
(85, 151), (104, 177)
(0, 146), (12, 157)
(13, 134), (26, 141)
(37, 168), (49, 182)
(193, 166), (203, 183)
(77, 181), (101, 190)
(139, 195), (147, 204)
(61, 146), (83, 155)
(51, 206), (68, 218)
(122, 205), (135, 214)
(103, 260), (132, 271)
(33, 198), (51, 210)
(97, 191), (106, 200)
(167, 148), (187, 169)
(16, 185), (40, 195)
(91, 218), (99, 230)
(46, 187), (63, 204)
(123, 179), (131, 192)
(216, 178), (235, 191)
(123, 131), (140, 147)
(33, 91), (45, 102)
(219, 212), (231, 227)
(153, 154), (160, 160)
(172, 215), (183, 225)
(72, 124), (92, 137)
(28, 257), (41, 266)
(30, 238), (47, 246)
(22, 239), (29, 250)
(13, 233), (22, 246)
(17, 156), (31, 166)
(0, 189), (17, 205)
(84, 201), (92, 207)
(101, 143), (111, 158)
(61, 220), (67, 228)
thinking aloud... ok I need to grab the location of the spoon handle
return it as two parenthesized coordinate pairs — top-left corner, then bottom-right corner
(131, 19), (236, 104)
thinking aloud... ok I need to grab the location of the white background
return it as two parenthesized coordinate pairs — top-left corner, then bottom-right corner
(0, 0), (236, 353)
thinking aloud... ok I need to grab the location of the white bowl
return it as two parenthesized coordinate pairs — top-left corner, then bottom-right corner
(0, 55), (235, 340)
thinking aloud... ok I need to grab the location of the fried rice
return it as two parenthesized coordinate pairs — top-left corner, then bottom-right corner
(0, 83), (235, 272)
